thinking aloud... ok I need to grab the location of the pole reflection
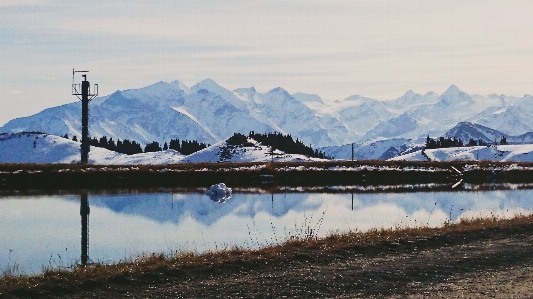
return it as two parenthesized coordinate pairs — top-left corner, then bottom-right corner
(80, 191), (90, 265)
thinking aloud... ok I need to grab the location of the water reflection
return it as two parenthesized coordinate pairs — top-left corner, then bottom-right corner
(80, 192), (89, 265)
(1, 187), (533, 276)
(205, 183), (232, 203)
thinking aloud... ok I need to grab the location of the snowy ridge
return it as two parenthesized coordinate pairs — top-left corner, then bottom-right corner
(390, 144), (533, 162)
(0, 133), (322, 164)
(0, 133), (185, 165)
(182, 137), (325, 163)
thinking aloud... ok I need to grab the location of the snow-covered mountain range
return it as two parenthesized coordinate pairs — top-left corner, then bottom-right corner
(2, 79), (532, 150)
(320, 122), (533, 161)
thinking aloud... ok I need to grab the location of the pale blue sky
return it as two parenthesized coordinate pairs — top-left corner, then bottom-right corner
(1, 0), (532, 126)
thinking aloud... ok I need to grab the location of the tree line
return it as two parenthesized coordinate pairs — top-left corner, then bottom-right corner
(63, 134), (209, 155)
(247, 131), (329, 159)
(425, 135), (508, 149)
(145, 139), (209, 155)
(62, 131), (328, 158)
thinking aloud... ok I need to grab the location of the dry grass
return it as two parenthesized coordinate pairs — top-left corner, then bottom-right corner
(2, 212), (532, 292)
(2, 160), (533, 173)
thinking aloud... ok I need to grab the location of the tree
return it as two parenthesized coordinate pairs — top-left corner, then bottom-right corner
(107, 138), (116, 151)
(163, 142), (168, 150)
(144, 141), (162, 153)
(500, 136), (507, 145)
(169, 139), (180, 152)
(425, 136), (437, 149)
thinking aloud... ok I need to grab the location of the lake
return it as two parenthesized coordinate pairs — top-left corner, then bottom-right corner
(1, 185), (533, 275)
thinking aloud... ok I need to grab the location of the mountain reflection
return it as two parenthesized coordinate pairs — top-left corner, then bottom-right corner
(84, 189), (533, 226)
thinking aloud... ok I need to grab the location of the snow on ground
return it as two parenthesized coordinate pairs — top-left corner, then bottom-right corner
(3, 132), (533, 165)
(391, 144), (533, 162)
(388, 150), (429, 162)
(0, 133), (322, 165)
(182, 138), (325, 163)
(0, 133), (185, 165)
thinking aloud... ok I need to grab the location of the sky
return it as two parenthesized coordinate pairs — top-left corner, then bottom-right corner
(1, 0), (532, 126)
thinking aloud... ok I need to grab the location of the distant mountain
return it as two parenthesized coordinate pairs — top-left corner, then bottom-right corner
(323, 120), (533, 162)
(1, 79), (532, 150)
(390, 121), (533, 162)
(386, 90), (439, 111)
(444, 121), (533, 145)
(320, 138), (425, 161)
(468, 106), (533, 136)
(444, 122), (506, 144)
(435, 84), (474, 108)
(359, 114), (419, 142)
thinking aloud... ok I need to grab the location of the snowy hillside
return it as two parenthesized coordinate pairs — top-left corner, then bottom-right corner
(0, 133), (185, 165)
(1, 79), (532, 148)
(0, 133), (322, 164)
(183, 137), (324, 163)
(390, 144), (533, 163)
(321, 138), (424, 161)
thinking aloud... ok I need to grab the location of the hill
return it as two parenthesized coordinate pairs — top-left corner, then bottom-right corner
(0, 132), (323, 164)
(390, 144), (533, 162)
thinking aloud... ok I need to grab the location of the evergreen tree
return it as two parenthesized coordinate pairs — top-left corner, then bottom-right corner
(169, 139), (181, 152)
(107, 138), (116, 151)
(145, 141), (162, 153)
(500, 136), (507, 145)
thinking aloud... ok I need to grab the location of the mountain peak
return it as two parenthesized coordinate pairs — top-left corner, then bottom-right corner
(394, 89), (422, 106)
(443, 84), (461, 95)
(267, 87), (290, 97)
(170, 80), (191, 93)
(404, 89), (416, 97)
(437, 85), (473, 107)
(191, 78), (225, 93)
(233, 87), (257, 100)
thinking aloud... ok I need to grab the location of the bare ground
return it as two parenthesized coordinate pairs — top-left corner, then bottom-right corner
(2, 220), (533, 299)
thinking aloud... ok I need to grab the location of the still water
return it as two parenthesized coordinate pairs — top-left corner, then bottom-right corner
(1, 187), (532, 275)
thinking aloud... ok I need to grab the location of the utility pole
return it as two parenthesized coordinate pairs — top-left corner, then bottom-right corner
(72, 69), (98, 164)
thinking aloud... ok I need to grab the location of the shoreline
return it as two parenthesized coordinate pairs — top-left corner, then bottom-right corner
(2, 160), (533, 190)
(2, 213), (533, 298)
